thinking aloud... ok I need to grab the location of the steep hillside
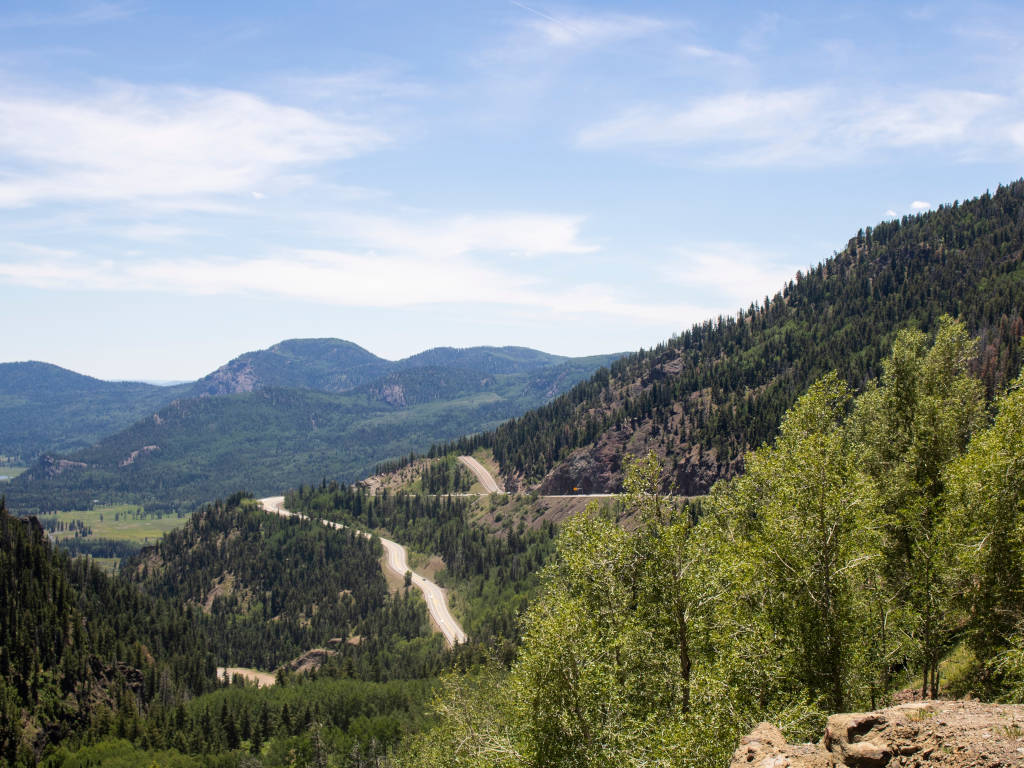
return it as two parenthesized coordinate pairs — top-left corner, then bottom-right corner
(189, 338), (390, 395)
(129, 497), (446, 676)
(443, 182), (1024, 494)
(6, 353), (618, 512)
(0, 500), (216, 762)
(0, 361), (189, 460)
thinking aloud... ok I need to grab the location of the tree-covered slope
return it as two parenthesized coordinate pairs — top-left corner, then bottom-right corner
(405, 323), (1024, 768)
(128, 497), (447, 677)
(6, 351), (619, 512)
(443, 182), (1024, 495)
(188, 338), (391, 396)
(0, 499), (216, 764)
(0, 361), (189, 460)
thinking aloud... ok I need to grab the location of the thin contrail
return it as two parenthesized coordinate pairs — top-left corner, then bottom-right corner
(508, 0), (580, 36)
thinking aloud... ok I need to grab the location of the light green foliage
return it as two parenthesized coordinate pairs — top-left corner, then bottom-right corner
(46, 504), (190, 544)
(401, 667), (526, 768)
(946, 372), (1024, 674)
(712, 374), (890, 712)
(405, 321), (1024, 765)
(852, 317), (985, 697)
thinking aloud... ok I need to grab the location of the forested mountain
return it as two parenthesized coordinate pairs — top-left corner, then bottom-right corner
(0, 362), (189, 459)
(439, 182), (1024, 495)
(189, 338), (391, 396)
(5, 347), (620, 513)
(190, 338), (599, 397)
(1, 496), (447, 766)
(129, 496), (448, 677)
(408, 320), (1024, 768)
(0, 499), (216, 764)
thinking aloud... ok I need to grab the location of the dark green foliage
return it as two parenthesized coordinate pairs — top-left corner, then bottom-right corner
(0, 498), (216, 762)
(128, 498), (448, 677)
(438, 182), (1024, 495)
(420, 456), (473, 494)
(45, 675), (437, 767)
(287, 484), (558, 647)
(7, 353), (620, 513)
(0, 361), (188, 461)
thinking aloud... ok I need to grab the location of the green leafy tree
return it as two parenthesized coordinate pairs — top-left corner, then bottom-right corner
(946, 372), (1024, 677)
(711, 373), (889, 712)
(852, 317), (985, 697)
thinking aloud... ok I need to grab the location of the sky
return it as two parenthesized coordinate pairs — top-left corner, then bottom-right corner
(2, 0), (1023, 381)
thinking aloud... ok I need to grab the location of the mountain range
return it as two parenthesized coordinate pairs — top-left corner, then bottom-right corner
(2, 340), (621, 511)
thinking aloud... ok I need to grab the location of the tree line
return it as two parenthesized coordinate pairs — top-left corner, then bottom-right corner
(430, 182), (1024, 495)
(405, 318), (1024, 768)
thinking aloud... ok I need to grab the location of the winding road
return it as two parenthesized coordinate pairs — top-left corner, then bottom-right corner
(457, 455), (503, 493)
(259, 496), (467, 647)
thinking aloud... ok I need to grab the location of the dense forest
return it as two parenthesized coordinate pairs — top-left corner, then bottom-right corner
(2, 495), (455, 766)
(10, 184), (1024, 767)
(434, 183), (1024, 496)
(406, 319), (1024, 768)
(0, 499), (216, 764)
(6, 351), (618, 514)
(130, 497), (447, 675)
(286, 484), (558, 650)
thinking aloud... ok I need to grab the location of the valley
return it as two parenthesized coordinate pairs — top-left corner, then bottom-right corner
(7, 182), (1024, 768)
(258, 494), (467, 647)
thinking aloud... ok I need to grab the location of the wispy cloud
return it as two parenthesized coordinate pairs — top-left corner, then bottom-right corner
(679, 44), (749, 70)
(662, 242), (803, 307)
(0, 245), (691, 325)
(0, 81), (388, 209)
(910, 200), (932, 211)
(319, 211), (597, 258)
(0, 2), (133, 29)
(517, 6), (666, 48)
(578, 87), (1011, 165)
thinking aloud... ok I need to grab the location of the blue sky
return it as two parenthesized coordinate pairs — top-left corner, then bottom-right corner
(1, 1), (1022, 381)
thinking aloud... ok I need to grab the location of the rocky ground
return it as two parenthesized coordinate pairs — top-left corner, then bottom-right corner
(731, 700), (1024, 768)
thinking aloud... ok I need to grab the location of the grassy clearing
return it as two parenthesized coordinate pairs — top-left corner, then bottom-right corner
(0, 466), (27, 482)
(905, 643), (977, 697)
(46, 504), (191, 545)
(88, 557), (122, 574)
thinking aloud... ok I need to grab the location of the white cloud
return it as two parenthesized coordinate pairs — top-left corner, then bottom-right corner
(662, 242), (803, 307)
(679, 44), (749, 69)
(578, 87), (1010, 166)
(0, 246), (691, 325)
(321, 211), (597, 258)
(512, 4), (665, 48)
(910, 200), (932, 211)
(885, 209), (899, 218)
(0, 82), (387, 209)
(0, 3), (132, 29)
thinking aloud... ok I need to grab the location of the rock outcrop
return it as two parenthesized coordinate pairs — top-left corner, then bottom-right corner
(731, 700), (1024, 768)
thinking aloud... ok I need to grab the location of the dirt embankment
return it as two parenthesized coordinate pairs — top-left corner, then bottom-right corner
(731, 700), (1024, 768)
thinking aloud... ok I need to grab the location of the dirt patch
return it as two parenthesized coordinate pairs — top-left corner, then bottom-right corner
(285, 648), (336, 675)
(411, 553), (446, 582)
(380, 552), (407, 594)
(203, 572), (235, 613)
(217, 666), (275, 688)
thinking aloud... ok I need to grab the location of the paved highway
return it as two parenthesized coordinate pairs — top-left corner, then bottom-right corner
(259, 496), (467, 647)
(458, 455), (503, 493)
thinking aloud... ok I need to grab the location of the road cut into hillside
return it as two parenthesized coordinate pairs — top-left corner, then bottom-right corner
(457, 455), (503, 493)
(259, 496), (467, 647)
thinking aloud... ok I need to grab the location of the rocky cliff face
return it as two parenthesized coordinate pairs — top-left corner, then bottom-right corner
(731, 700), (1024, 768)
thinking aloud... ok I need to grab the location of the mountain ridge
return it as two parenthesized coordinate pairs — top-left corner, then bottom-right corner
(436, 181), (1024, 497)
